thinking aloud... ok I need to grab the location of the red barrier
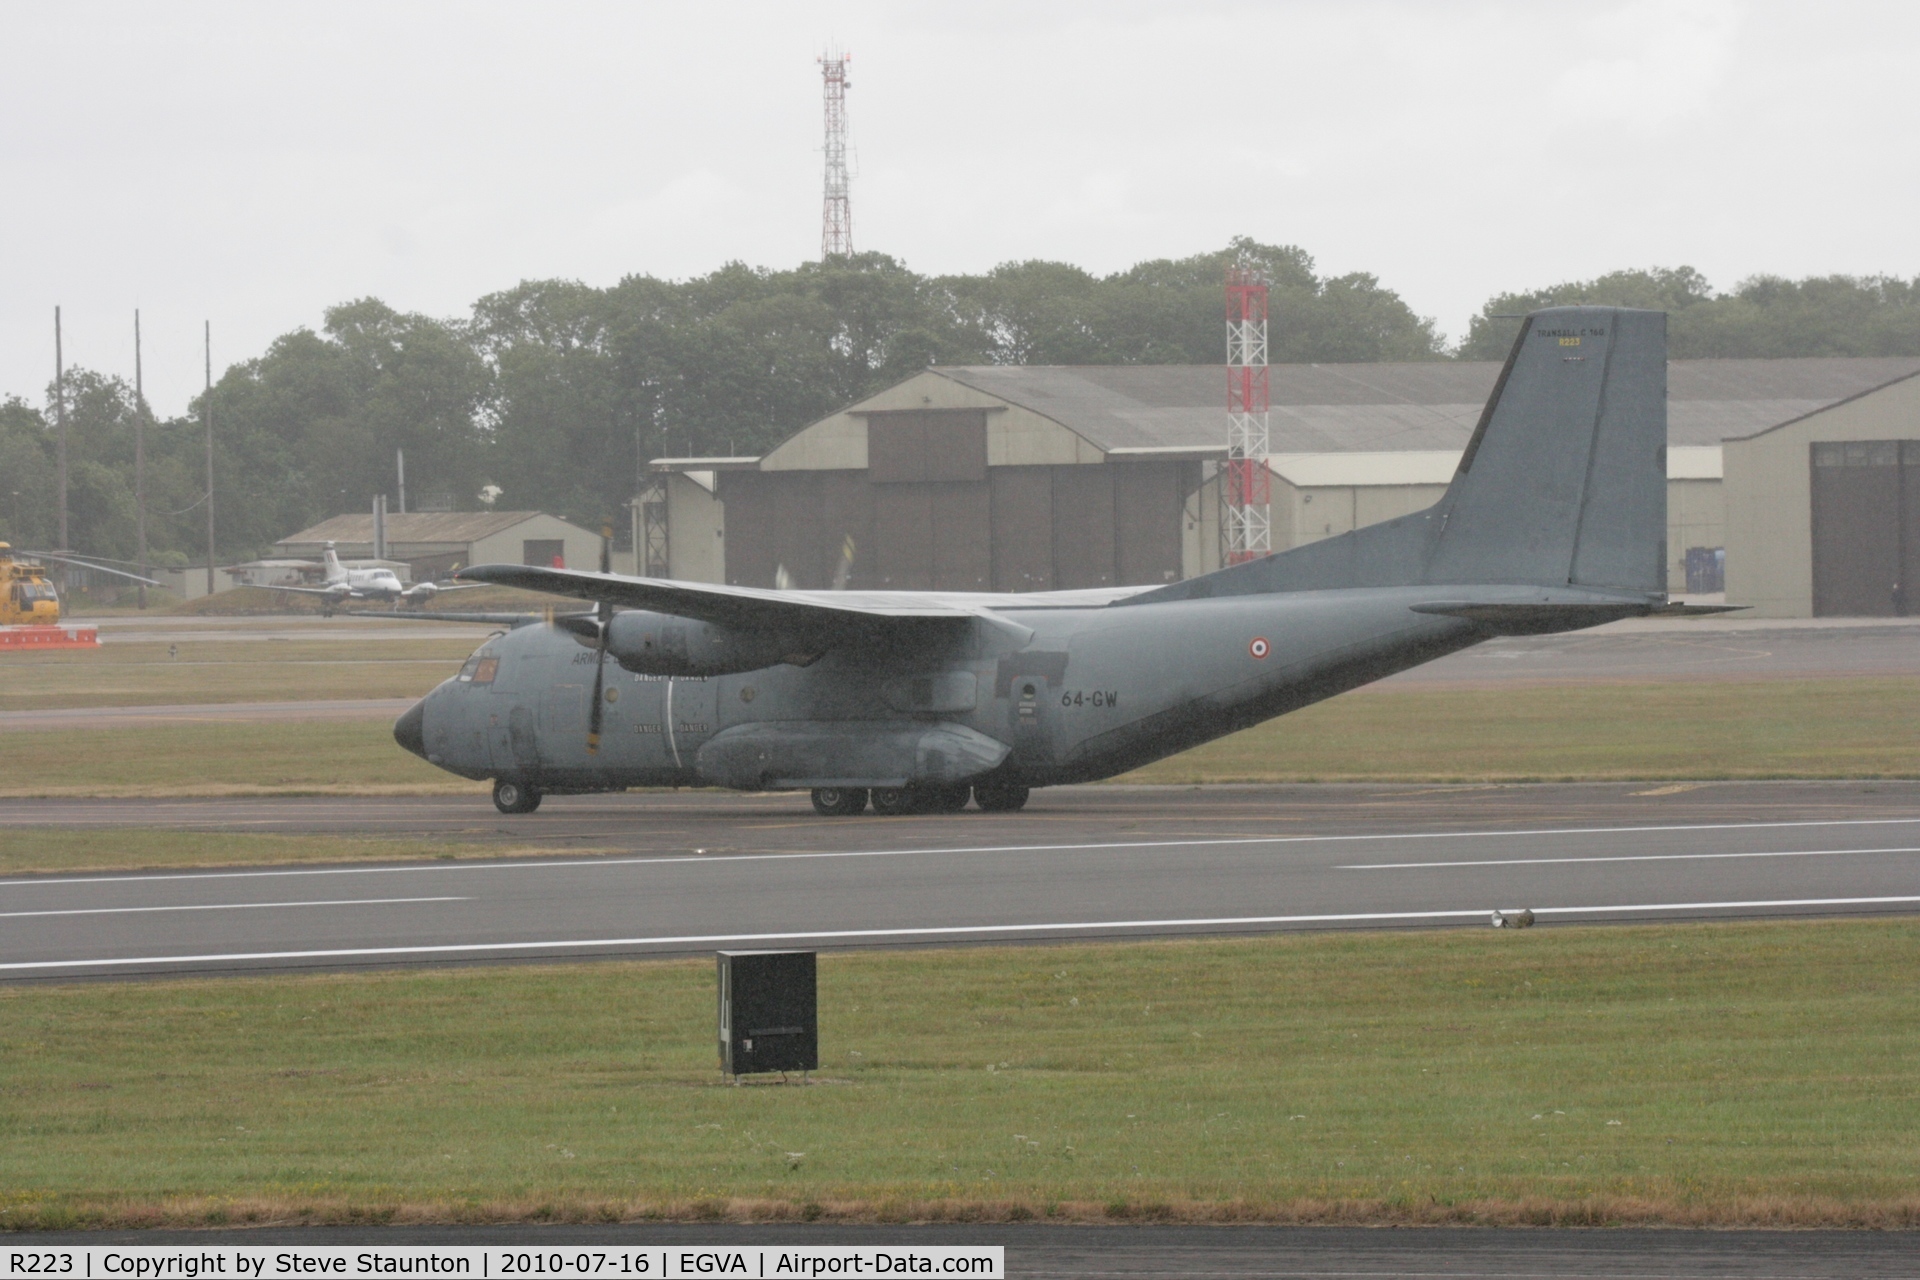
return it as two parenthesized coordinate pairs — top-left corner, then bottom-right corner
(0, 625), (100, 649)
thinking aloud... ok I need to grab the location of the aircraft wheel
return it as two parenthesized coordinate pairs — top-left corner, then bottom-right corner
(492, 779), (542, 814)
(973, 783), (1030, 813)
(810, 786), (869, 817)
(869, 787), (914, 816)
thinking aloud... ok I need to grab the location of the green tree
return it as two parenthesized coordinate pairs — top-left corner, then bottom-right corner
(1458, 267), (1920, 360)
(0, 397), (54, 547)
(1457, 267), (1717, 359)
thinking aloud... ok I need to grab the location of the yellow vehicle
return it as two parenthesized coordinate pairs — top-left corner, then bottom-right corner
(1, 543), (63, 626)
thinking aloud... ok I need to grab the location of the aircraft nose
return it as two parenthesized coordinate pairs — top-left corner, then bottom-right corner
(393, 697), (428, 759)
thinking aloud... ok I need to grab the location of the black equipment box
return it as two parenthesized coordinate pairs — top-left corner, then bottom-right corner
(717, 950), (817, 1076)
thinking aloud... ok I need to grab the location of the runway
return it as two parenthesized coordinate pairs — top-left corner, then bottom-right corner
(5, 781), (1918, 980)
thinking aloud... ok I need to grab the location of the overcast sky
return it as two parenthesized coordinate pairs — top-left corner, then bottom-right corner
(5, 0), (1917, 415)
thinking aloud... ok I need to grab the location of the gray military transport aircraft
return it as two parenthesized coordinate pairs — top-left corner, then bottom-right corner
(394, 306), (1718, 816)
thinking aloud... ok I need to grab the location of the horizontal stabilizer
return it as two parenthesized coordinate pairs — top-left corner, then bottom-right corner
(1410, 599), (1745, 636)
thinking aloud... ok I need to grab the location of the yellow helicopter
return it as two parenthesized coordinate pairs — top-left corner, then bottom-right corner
(1, 543), (159, 648)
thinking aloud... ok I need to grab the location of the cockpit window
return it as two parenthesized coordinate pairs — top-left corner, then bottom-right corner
(457, 650), (498, 684)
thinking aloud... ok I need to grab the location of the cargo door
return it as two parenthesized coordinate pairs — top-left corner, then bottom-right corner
(995, 651), (1069, 766)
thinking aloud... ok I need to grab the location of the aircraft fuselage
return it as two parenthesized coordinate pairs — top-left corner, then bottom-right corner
(407, 586), (1485, 794)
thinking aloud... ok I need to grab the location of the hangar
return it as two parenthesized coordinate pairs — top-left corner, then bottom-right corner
(1725, 366), (1920, 616)
(642, 357), (1920, 604)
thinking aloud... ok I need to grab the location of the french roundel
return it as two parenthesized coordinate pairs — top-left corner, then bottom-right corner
(1248, 637), (1270, 659)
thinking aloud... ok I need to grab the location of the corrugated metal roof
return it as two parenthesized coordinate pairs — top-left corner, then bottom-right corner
(933, 357), (1920, 455)
(274, 511), (548, 547)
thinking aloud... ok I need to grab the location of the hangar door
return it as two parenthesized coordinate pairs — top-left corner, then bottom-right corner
(1810, 440), (1920, 616)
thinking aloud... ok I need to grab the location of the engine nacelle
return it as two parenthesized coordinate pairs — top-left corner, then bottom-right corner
(603, 610), (818, 677)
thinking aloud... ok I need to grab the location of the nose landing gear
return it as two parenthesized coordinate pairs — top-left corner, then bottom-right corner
(492, 779), (543, 814)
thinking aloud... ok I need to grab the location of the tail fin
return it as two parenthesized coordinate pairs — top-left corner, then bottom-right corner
(322, 541), (345, 583)
(1137, 305), (1668, 602)
(1424, 306), (1666, 592)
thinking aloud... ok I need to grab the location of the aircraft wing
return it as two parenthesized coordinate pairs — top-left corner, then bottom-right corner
(457, 564), (979, 635)
(273, 584), (351, 596)
(346, 608), (566, 627)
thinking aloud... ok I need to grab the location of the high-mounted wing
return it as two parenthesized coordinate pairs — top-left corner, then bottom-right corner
(347, 608), (571, 627)
(457, 564), (980, 635)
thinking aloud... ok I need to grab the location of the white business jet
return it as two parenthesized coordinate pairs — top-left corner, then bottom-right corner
(277, 543), (480, 612)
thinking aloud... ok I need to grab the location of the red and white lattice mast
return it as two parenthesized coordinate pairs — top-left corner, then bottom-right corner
(819, 50), (853, 258)
(1224, 265), (1271, 563)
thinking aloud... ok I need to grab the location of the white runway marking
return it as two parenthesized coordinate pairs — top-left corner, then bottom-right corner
(1344, 845), (1920, 870)
(0, 896), (464, 919)
(5, 817), (1920, 888)
(5, 894), (1918, 972)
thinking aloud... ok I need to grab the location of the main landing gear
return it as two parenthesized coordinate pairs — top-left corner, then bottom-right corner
(808, 783), (1030, 816)
(492, 779), (543, 814)
(809, 786), (868, 816)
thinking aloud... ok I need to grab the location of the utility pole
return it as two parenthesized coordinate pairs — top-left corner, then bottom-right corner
(204, 321), (216, 597)
(54, 307), (68, 552)
(134, 311), (149, 609)
(819, 50), (852, 258)
(396, 448), (407, 514)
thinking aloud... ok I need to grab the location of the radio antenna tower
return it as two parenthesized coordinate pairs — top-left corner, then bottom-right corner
(1223, 264), (1271, 563)
(819, 49), (852, 258)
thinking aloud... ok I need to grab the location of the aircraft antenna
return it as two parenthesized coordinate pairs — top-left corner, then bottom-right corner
(819, 49), (852, 259)
(1224, 264), (1271, 564)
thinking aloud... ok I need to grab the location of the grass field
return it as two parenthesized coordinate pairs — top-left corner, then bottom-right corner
(2, 639), (475, 712)
(0, 721), (476, 797)
(3, 678), (1916, 798)
(0, 830), (567, 877)
(3, 918), (1917, 1229)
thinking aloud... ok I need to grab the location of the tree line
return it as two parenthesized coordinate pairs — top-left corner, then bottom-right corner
(4, 239), (1917, 568)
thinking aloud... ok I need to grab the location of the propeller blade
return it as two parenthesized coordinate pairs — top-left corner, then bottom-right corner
(586, 606), (614, 754)
(588, 521), (614, 754)
(587, 637), (607, 754)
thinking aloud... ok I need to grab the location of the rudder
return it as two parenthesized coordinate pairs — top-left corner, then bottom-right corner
(1423, 306), (1667, 592)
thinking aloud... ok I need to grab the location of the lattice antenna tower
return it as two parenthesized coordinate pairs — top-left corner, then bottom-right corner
(819, 50), (853, 258)
(1224, 263), (1271, 564)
